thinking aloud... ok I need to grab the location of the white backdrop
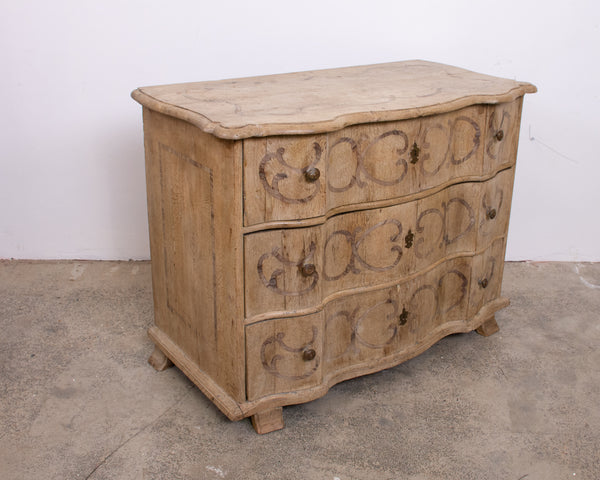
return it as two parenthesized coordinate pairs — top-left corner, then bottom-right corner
(1, 0), (598, 261)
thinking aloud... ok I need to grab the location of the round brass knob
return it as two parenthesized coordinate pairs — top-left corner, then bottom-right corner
(487, 208), (497, 220)
(479, 278), (489, 289)
(304, 167), (320, 183)
(495, 130), (504, 141)
(300, 263), (316, 277)
(302, 348), (316, 361)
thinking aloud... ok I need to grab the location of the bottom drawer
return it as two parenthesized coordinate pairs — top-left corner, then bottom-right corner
(246, 238), (506, 400)
(246, 313), (324, 401)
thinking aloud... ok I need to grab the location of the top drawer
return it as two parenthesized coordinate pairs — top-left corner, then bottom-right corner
(243, 100), (522, 226)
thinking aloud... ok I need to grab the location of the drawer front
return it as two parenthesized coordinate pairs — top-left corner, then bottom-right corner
(245, 242), (506, 400)
(244, 169), (513, 317)
(484, 98), (523, 174)
(246, 313), (324, 400)
(469, 237), (507, 318)
(323, 254), (473, 373)
(243, 103), (522, 226)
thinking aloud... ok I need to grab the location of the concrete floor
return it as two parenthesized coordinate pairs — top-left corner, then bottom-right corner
(0, 260), (598, 480)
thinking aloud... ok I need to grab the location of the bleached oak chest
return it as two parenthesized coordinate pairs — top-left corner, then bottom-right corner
(132, 60), (536, 434)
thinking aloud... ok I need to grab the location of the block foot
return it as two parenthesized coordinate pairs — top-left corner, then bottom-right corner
(476, 316), (500, 337)
(251, 407), (284, 434)
(148, 346), (174, 371)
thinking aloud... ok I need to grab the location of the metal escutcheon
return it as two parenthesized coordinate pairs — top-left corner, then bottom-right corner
(410, 142), (420, 164)
(399, 307), (409, 326)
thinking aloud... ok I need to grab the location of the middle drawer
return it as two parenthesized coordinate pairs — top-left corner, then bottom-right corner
(244, 168), (513, 318)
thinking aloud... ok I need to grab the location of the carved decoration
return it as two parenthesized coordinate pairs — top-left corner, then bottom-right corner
(325, 268), (468, 362)
(322, 220), (403, 281)
(327, 130), (409, 192)
(260, 326), (319, 380)
(259, 142), (322, 204)
(414, 197), (475, 259)
(257, 242), (318, 296)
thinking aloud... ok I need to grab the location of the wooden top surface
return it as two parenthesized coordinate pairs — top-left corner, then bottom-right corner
(131, 60), (536, 140)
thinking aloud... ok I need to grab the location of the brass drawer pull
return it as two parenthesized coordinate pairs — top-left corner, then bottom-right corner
(302, 347), (316, 361)
(304, 166), (320, 183)
(495, 130), (504, 141)
(486, 208), (497, 220)
(479, 278), (489, 289)
(409, 142), (420, 164)
(300, 263), (316, 277)
(399, 307), (409, 325)
(404, 229), (414, 249)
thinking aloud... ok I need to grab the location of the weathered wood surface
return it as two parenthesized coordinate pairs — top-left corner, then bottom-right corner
(132, 60), (536, 139)
(143, 109), (246, 403)
(244, 169), (514, 319)
(134, 62), (535, 433)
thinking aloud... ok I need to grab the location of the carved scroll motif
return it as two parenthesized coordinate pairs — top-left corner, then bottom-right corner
(409, 269), (468, 319)
(259, 143), (322, 204)
(322, 219), (403, 281)
(414, 197), (476, 259)
(419, 116), (481, 176)
(260, 326), (319, 380)
(325, 269), (468, 362)
(327, 130), (409, 192)
(325, 298), (401, 361)
(257, 242), (318, 296)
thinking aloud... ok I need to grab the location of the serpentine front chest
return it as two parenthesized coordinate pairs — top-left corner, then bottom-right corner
(132, 60), (536, 433)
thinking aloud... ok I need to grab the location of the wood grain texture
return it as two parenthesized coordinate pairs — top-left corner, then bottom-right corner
(134, 62), (535, 433)
(243, 104), (492, 227)
(132, 60), (536, 139)
(143, 109), (246, 403)
(244, 170), (513, 318)
(476, 316), (500, 337)
(251, 407), (284, 434)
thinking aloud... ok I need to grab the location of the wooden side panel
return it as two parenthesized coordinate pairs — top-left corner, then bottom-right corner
(143, 108), (245, 402)
(246, 313), (324, 401)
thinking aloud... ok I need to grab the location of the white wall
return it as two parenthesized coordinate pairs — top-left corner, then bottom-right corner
(1, 0), (598, 261)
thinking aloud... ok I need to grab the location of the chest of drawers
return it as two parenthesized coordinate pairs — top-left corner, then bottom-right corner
(132, 60), (535, 433)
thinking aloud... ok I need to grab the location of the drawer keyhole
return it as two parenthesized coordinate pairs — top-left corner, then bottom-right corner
(404, 229), (414, 249)
(409, 142), (420, 164)
(398, 307), (409, 326)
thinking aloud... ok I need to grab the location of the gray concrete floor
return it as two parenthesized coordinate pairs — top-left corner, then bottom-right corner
(0, 260), (599, 480)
